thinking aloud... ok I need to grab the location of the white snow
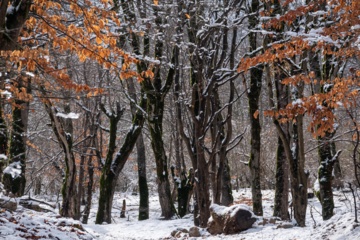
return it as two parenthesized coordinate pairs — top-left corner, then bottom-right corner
(1, 189), (360, 239)
(56, 112), (80, 119)
(0, 154), (7, 160)
(25, 72), (35, 77)
(3, 162), (22, 179)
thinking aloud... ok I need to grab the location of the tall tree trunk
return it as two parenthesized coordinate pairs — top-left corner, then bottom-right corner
(291, 114), (308, 227)
(273, 57), (290, 220)
(273, 136), (290, 220)
(82, 154), (94, 224)
(318, 132), (341, 220)
(147, 94), (176, 219)
(4, 98), (27, 196)
(3, 77), (31, 196)
(127, 77), (149, 221)
(265, 62), (308, 226)
(136, 132), (149, 220)
(247, 0), (264, 216)
(0, 75), (8, 182)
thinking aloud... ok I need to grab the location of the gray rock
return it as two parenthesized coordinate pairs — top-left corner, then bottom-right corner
(177, 228), (189, 233)
(0, 197), (17, 211)
(207, 204), (256, 235)
(189, 226), (201, 237)
(277, 223), (294, 229)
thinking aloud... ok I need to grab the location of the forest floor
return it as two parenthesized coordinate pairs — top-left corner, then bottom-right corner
(1, 188), (360, 239)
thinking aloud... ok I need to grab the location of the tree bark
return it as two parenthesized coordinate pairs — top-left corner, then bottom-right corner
(95, 97), (145, 224)
(318, 133), (341, 220)
(273, 136), (290, 220)
(136, 132), (149, 220)
(42, 100), (80, 219)
(247, 0), (264, 216)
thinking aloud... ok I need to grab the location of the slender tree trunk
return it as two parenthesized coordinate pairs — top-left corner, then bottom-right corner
(291, 114), (308, 227)
(127, 77), (149, 221)
(136, 132), (149, 220)
(0, 78), (8, 182)
(247, 0), (264, 216)
(273, 65), (290, 220)
(82, 155), (94, 224)
(273, 136), (290, 220)
(318, 132), (341, 220)
(147, 96), (176, 219)
(221, 157), (233, 206)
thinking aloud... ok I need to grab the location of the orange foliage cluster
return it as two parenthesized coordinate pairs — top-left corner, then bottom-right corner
(239, 0), (360, 137)
(1, 0), (140, 98)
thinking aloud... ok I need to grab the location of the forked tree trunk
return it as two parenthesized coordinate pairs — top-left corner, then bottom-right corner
(265, 62), (308, 226)
(147, 96), (176, 219)
(43, 101), (80, 219)
(96, 98), (145, 224)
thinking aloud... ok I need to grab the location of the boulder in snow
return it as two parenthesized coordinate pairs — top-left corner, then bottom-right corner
(207, 204), (257, 235)
(189, 226), (201, 237)
(0, 197), (17, 211)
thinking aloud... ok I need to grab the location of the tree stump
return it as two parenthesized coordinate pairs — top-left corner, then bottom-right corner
(120, 199), (126, 218)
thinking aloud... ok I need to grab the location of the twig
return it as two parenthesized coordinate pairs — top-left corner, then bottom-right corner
(348, 183), (358, 223)
(310, 205), (317, 228)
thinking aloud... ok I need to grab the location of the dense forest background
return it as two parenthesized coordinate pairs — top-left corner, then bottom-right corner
(0, 0), (359, 229)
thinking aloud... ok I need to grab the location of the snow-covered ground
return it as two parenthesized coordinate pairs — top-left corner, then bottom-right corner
(1, 189), (360, 239)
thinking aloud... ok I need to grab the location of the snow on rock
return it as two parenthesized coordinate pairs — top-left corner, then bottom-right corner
(0, 210), (93, 239)
(56, 112), (80, 119)
(208, 203), (257, 235)
(0, 154), (7, 160)
(3, 162), (22, 179)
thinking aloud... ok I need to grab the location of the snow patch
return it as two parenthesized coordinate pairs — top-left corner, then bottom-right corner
(3, 162), (22, 179)
(56, 112), (80, 119)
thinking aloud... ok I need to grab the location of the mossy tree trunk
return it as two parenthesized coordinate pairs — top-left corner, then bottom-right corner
(3, 77), (31, 197)
(96, 103), (123, 224)
(42, 99), (80, 219)
(7, 102), (26, 196)
(95, 97), (145, 224)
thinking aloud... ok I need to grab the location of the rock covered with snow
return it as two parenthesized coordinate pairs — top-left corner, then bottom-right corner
(207, 203), (257, 235)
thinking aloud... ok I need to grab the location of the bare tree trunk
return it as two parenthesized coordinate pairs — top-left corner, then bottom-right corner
(247, 0), (264, 216)
(96, 98), (145, 224)
(136, 132), (149, 220)
(0, 76), (8, 182)
(273, 136), (290, 220)
(43, 100), (80, 219)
